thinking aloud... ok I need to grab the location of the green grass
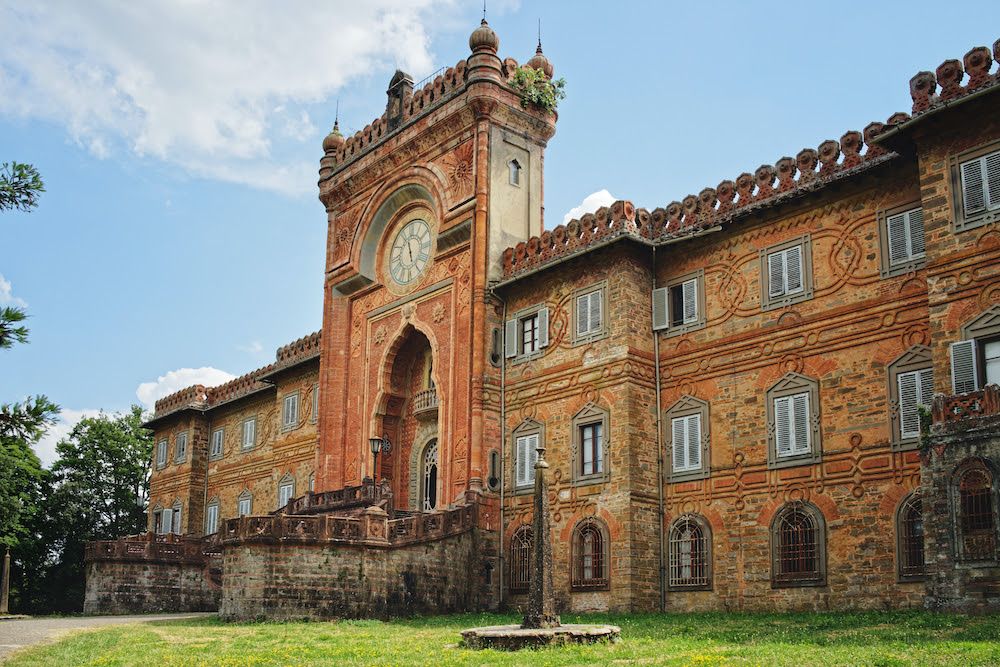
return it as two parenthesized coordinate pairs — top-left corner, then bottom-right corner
(7, 611), (1000, 666)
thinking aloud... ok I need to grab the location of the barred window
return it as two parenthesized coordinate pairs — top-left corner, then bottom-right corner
(668, 515), (712, 590)
(509, 526), (532, 593)
(571, 518), (609, 590)
(956, 463), (997, 562)
(771, 502), (826, 587)
(896, 492), (925, 580)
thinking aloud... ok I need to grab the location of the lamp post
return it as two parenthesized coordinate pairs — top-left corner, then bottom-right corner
(368, 434), (392, 481)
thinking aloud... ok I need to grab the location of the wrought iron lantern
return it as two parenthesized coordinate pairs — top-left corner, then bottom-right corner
(368, 434), (392, 479)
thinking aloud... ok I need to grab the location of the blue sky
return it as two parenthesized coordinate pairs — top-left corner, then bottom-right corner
(3, 1), (998, 465)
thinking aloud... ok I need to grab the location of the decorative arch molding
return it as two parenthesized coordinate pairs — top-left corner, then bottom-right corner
(371, 320), (443, 435)
(949, 457), (999, 563)
(667, 513), (713, 591)
(408, 426), (439, 509)
(570, 516), (610, 591)
(769, 500), (827, 587)
(961, 305), (1000, 340)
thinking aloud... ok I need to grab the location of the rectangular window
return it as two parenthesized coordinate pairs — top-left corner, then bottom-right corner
(951, 340), (979, 394)
(174, 432), (188, 462)
(311, 383), (319, 423)
(897, 369), (933, 440)
(671, 414), (702, 472)
(238, 495), (252, 517)
(205, 504), (218, 535)
(774, 392), (811, 457)
(153, 509), (163, 534)
(159, 508), (172, 535)
(282, 393), (299, 430)
(760, 237), (813, 311)
(886, 207), (926, 267)
(959, 149), (1000, 218)
(579, 422), (604, 477)
(575, 289), (603, 338)
(210, 428), (224, 459)
(278, 482), (295, 508)
(669, 279), (698, 327)
(515, 434), (538, 488)
(768, 245), (804, 298)
(521, 314), (539, 354)
(985, 339), (1000, 387)
(172, 507), (182, 535)
(242, 417), (256, 450)
(653, 270), (706, 335)
(156, 440), (168, 467)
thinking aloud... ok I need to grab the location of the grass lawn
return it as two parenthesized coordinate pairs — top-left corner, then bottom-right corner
(7, 611), (1000, 666)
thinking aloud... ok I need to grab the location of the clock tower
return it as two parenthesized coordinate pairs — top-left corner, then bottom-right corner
(314, 20), (557, 510)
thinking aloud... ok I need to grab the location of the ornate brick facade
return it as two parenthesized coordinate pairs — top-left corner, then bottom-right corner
(94, 28), (1000, 617)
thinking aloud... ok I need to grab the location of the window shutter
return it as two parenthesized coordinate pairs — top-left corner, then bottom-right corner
(887, 212), (909, 264)
(907, 208), (926, 258)
(515, 437), (527, 486)
(898, 371), (921, 439)
(589, 291), (602, 333)
(986, 151), (1000, 209)
(671, 417), (687, 470)
(652, 287), (669, 330)
(961, 158), (987, 216)
(162, 509), (172, 534)
(682, 279), (698, 324)
(950, 340), (979, 394)
(576, 294), (589, 336)
(504, 319), (518, 358)
(537, 307), (549, 348)
(792, 392), (810, 453)
(785, 246), (803, 293)
(687, 414), (701, 470)
(774, 396), (792, 457)
(529, 435), (539, 481)
(768, 251), (785, 298)
(918, 368), (934, 407)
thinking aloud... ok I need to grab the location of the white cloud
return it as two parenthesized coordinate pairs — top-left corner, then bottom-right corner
(33, 407), (103, 469)
(0, 1), (453, 196)
(562, 189), (617, 224)
(135, 366), (236, 412)
(0, 274), (28, 307)
(238, 340), (265, 355)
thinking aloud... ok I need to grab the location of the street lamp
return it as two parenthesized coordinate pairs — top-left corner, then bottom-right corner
(368, 434), (392, 480)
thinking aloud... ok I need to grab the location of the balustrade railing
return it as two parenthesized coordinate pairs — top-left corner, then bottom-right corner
(85, 532), (219, 564)
(413, 387), (439, 415)
(932, 385), (1000, 426)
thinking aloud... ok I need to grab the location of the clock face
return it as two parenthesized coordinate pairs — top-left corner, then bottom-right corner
(389, 219), (432, 285)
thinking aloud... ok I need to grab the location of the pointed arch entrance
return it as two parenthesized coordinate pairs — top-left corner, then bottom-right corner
(421, 438), (439, 511)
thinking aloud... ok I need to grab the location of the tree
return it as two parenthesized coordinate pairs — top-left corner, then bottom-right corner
(0, 162), (45, 213)
(0, 307), (29, 350)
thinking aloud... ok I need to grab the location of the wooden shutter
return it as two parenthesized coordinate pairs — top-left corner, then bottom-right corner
(792, 392), (810, 454)
(515, 436), (527, 486)
(908, 208), (926, 257)
(951, 340), (979, 394)
(682, 279), (698, 324)
(537, 308), (549, 348)
(961, 158), (987, 216)
(687, 414), (701, 470)
(785, 246), (803, 293)
(504, 319), (518, 358)
(887, 212), (909, 264)
(161, 509), (173, 535)
(589, 291), (602, 333)
(652, 287), (669, 330)
(671, 417), (687, 470)
(768, 251), (785, 297)
(528, 435), (539, 481)
(898, 371), (921, 439)
(986, 151), (1000, 209)
(576, 294), (589, 336)
(774, 396), (793, 457)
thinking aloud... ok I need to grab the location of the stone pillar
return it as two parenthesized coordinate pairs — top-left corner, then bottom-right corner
(522, 447), (559, 629)
(0, 547), (9, 614)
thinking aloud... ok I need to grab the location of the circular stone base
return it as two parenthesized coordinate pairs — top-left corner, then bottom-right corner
(460, 624), (621, 650)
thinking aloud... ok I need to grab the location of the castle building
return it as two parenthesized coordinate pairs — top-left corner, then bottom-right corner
(86, 24), (1000, 616)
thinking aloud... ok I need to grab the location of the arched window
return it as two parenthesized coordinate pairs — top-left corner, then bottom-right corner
(508, 159), (522, 186)
(955, 462), (998, 562)
(771, 502), (826, 587)
(509, 526), (532, 593)
(487, 449), (501, 492)
(668, 515), (712, 590)
(571, 518), (609, 590)
(422, 439), (438, 511)
(237, 489), (253, 517)
(277, 473), (296, 509)
(896, 492), (925, 580)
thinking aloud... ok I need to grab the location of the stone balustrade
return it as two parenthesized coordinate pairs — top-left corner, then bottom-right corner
(275, 480), (390, 516)
(85, 532), (220, 565)
(413, 387), (439, 416)
(932, 385), (1000, 426)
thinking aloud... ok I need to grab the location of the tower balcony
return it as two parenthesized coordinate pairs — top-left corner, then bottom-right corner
(413, 387), (439, 419)
(932, 385), (1000, 427)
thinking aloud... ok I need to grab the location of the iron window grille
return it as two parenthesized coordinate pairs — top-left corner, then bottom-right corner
(509, 526), (532, 593)
(668, 515), (712, 590)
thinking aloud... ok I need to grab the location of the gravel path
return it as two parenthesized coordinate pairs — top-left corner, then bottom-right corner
(0, 612), (214, 661)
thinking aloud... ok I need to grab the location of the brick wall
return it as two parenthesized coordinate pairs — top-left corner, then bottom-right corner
(83, 558), (220, 615)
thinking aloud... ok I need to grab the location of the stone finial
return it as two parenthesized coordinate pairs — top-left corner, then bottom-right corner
(775, 157), (796, 191)
(716, 180), (736, 213)
(863, 122), (888, 158)
(817, 139), (840, 176)
(754, 164), (776, 200)
(527, 41), (554, 78)
(322, 120), (345, 154)
(734, 172), (754, 206)
(936, 59), (964, 100)
(963, 46), (993, 89)
(840, 131), (863, 168)
(796, 148), (818, 183)
(469, 19), (500, 53)
(909, 71), (937, 113)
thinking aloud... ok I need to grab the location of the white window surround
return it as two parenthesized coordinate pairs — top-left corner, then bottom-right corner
(897, 369), (934, 441)
(768, 246), (804, 298)
(242, 417), (256, 450)
(574, 287), (604, 340)
(671, 414), (702, 472)
(886, 207), (926, 266)
(515, 433), (539, 488)
(765, 372), (822, 469)
(278, 476), (295, 508)
(281, 393), (299, 431)
(774, 392), (811, 458)
(508, 159), (522, 186)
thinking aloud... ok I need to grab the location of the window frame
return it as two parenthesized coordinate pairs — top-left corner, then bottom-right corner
(511, 419), (543, 493)
(950, 140), (1000, 232)
(171, 501), (183, 535)
(958, 306), (1000, 391)
(655, 269), (707, 337)
(505, 303), (549, 363)
(571, 403), (610, 486)
(156, 439), (168, 469)
(204, 498), (220, 536)
(664, 396), (711, 481)
(951, 459), (999, 564)
(508, 158), (522, 186)
(878, 202), (927, 278)
(770, 501), (827, 588)
(896, 491), (926, 582)
(241, 416), (257, 451)
(571, 282), (607, 344)
(151, 505), (164, 534)
(667, 514), (713, 591)
(766, 373), (822, 469)
(509, 525), (532, 594)
(210, 427), (224, 460)
(277, 473), (295, 509)
(887, 346), (933, 451)
(281, 391), (300, 432)
(174, 431), (188, 463)
(310, 383), (319, 423)
(570, 517), (610, 591)
(237, 490), (253, 517)
(759, 235), (814, 311)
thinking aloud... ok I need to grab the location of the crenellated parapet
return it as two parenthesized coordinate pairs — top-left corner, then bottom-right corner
(274, 330), (322, 365)
(153, 384), (209, 417)
(909, 40), (1000, 115)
